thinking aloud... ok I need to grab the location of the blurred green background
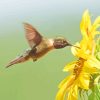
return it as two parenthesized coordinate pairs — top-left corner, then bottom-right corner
(0, 0), (100, 100)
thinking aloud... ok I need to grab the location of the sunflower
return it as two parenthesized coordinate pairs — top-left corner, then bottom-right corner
(56, 10), (100, 100)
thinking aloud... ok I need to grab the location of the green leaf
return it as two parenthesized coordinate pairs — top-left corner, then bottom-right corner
(88, 84), (100, 100)
(95, 38), (100, 61)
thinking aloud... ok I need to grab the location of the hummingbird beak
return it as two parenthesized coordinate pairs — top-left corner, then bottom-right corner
(67, 43), (80, 49)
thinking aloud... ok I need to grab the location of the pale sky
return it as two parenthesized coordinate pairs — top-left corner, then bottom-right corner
(0, 0), (99, 19)
(0, 0), (100, 36)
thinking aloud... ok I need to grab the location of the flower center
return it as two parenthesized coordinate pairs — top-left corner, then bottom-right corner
(86, 28), (90, 36)
(73, 58), (86, 78)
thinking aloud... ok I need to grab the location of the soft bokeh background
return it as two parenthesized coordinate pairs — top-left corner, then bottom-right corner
(0, 0), (100, 100)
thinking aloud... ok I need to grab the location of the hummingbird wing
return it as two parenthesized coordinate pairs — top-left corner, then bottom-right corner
(24, 23), (42, 48)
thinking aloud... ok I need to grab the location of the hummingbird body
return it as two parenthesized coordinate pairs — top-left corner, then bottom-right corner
(6, 23), (71, 68)
(31, 38), (54, 60)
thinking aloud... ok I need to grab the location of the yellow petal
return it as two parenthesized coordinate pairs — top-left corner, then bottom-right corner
(56, 75), (75, 100)
(92, 16), (100, 30)
(63, 61), (76, 72)
(84, 61), (98, 74)
(58, 76), (69, 88)
(94, 75), (100, 85)
(76, 50), (90, 59)
(90, 16), (100, 37)
(80, 38), (88, 51)
(71, 41), (91, 59)
(93, 16), (100, 25)
(87, 56), (100, 70)
(80, 10), (91, 38)
(71, 42), (80, 56)
(59, 75), (75, 89)
(67, 85), (78, 100)
(94, 31), (100, 35)
(78, 72), (90, 89)
(91, 24), (100, 34)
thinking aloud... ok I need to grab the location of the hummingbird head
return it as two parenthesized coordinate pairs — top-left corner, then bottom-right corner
(53, 37), (71, 49)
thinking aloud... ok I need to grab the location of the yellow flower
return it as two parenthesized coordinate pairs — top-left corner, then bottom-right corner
(56, 10), (100, 100)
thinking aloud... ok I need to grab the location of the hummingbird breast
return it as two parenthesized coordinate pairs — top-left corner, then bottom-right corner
(31, 38), (54, 59)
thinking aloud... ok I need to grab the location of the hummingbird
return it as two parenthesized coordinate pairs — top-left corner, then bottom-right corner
(6, 23), (76, 68)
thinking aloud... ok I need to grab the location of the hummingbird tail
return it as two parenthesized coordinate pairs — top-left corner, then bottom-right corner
(6, 55), (30, 68)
